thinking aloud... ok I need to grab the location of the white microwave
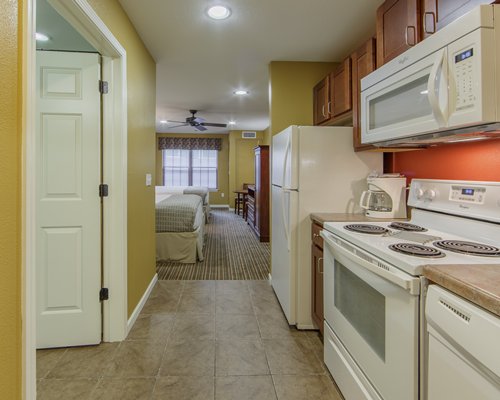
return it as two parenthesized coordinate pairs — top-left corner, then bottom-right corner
(361, 5), (500, 147)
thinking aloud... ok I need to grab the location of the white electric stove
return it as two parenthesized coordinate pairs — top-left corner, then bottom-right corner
(320, 179), (500, 400)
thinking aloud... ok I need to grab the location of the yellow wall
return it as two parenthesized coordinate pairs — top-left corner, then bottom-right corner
(228, 130), (264, 198)
(0, 0), (22, 397)
(155, 133), (230, 205)
(262, 126), (271, 146)
(87, 0), (157, 316)
(269, 61), (338, 135)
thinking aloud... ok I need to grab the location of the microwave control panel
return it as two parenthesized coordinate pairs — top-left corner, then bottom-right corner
(454, 47), (475, 110)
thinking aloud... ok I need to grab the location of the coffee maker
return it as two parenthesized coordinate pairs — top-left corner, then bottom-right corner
(360, 175), (407, 218)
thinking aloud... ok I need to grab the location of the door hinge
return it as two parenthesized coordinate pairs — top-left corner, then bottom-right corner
(99, 80), (109, 94)
(99, 184), (109, 197)
(100, 288), (109, 301)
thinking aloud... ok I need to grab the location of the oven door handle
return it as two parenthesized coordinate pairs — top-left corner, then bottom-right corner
(321, 231), (420, 295)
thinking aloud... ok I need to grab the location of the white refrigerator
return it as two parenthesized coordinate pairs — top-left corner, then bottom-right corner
(271, 126), (382, 328)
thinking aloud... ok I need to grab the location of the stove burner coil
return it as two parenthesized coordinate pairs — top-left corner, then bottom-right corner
(433, 240), (500, 257)
(389, 243), (445, 258)
(388, 222), (427, 232)
(344, 224), (389, 234)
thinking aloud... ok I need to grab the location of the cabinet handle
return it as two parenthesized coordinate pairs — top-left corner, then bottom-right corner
(313, 233), (320, 238)
(327, 101), (332, 115)
(405, 26), (416, 47)
(321, 105), (326, 117)
(317, 257), (324, 274)
(423, 12), (436, 35)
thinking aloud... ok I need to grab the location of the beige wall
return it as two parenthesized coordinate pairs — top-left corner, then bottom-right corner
(155, 133), (230, 205)
(228, 130), (264, 199)
(0, 0), (22, 397)
(269, 61), (338, 136)
(262, 126), (271, 146)
(87, 0), (157, 316)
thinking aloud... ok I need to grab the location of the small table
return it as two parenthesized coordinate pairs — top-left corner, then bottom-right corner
(233, 189), (248, 216)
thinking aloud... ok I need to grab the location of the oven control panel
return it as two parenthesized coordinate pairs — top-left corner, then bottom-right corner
(408, 179), (500, 223)
(450, 185), (486, 204)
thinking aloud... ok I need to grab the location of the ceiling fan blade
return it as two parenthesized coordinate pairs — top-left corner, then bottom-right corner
(166, 120), (185, 123)
(201, 123), (227, 128)
(194, 125), (208, 131)
(166, 123), (188, 129)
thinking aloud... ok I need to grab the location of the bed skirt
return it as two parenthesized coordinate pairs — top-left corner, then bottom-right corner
(155, 221), (205, 264)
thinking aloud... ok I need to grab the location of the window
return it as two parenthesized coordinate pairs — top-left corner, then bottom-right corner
(162, 149), (218, 189)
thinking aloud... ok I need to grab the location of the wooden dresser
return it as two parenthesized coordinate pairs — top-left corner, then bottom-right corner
(248, 145), (269, 242)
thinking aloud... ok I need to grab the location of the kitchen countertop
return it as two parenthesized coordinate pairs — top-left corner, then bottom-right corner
(423, 264), (500, 317)
(310, 213), (405, 226)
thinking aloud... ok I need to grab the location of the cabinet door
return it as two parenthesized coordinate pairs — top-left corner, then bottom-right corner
(313, 76), (330, 125)
(331, 57), (352, 118)
(376, 0), (421, 67)
(352, 38), (377, 151)
(311, 243), (324, 335)
(422, 0), (495, 38)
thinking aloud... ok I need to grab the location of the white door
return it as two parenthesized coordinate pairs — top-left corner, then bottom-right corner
(36, 51), (102, 348)
(271, 126), (298, 189)
(271, 184), (298, 324)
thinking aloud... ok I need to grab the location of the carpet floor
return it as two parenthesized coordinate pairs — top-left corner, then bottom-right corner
(157, 209), (271, 280)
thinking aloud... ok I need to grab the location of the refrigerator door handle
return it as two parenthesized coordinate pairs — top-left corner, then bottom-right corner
(281, 134), (291, 189)
(281, 189), (291, 251)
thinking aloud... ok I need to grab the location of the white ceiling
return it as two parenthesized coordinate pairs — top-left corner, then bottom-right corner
(118, 0), (384, 134)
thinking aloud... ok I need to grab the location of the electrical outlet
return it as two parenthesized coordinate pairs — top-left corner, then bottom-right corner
(145, 174), (152, 186)
(221, 192), (224, 198)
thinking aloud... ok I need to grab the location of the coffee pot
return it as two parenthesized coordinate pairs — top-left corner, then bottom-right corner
(360, 175), (407, 218)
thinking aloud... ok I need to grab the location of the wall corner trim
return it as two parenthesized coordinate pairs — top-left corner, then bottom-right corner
(127, 273), (158, 335)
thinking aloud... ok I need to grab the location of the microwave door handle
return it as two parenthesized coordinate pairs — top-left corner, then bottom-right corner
(427, 49), (448, 127)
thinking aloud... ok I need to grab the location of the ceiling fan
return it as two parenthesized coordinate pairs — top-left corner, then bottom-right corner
(166, 109), (227, 131)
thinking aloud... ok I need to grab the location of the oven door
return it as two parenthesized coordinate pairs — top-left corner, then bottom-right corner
(322, 231), (420, 400)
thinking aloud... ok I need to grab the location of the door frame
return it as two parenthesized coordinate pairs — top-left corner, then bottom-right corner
(23, 0), (128, 398)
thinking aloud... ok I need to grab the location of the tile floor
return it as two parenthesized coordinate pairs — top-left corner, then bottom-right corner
(37, 280), (343, 400)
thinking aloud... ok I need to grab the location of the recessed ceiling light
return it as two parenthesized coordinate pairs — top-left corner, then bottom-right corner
(206, 5), (231, 20)
(228, 121), (236, 125)
(36, 32), (50, 41)
(160, 120), (168, 123)
(233, 90), (249, 96)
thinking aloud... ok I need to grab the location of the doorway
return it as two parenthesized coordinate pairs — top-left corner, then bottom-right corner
(24, 0), (128, 397)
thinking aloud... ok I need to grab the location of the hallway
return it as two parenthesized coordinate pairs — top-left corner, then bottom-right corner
(36, 280), (342, 399)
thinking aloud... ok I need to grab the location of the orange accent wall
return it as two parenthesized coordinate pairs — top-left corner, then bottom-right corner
(386, 139), (500, 182)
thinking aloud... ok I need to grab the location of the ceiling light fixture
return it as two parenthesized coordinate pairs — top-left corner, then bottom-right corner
(233, 90), (249, 96)
(206, 5), (232, 20)
(228, 121), (236, 125)
(36, 32), (50, 41)
(160, 120), (168, 123)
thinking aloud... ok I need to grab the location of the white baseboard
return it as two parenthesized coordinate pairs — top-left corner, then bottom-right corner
(127, 273), (158, 335)
(297, 324), (316, 330)
(211, 204), (230, 209)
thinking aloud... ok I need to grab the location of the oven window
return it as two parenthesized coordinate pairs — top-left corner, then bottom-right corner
(369, 74), (432, 130)
(334, 260), (386, 360)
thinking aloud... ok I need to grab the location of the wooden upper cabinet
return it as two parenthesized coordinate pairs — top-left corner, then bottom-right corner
(313, 76), (330, 125)
(331, 57), (352, 118)
(422, 0), (496, 38)
(376, 0), (421, 68)
(352, 38), (377, 151)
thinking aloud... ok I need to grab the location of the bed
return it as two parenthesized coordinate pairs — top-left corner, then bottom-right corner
(155, 193), (205, 263)
(155, 186), (211, 222)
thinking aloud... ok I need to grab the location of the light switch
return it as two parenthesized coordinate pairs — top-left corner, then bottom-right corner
(145, 173), (152, 186)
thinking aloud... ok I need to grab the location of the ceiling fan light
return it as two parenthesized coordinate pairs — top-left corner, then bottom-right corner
(206, 5), (231, 20)
(233, 90), (249, 96)
(159, 120), (168, 123)
(228, 121), (236, 125)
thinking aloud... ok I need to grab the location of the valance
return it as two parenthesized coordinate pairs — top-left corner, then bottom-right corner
(158, 137), (222, 151)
